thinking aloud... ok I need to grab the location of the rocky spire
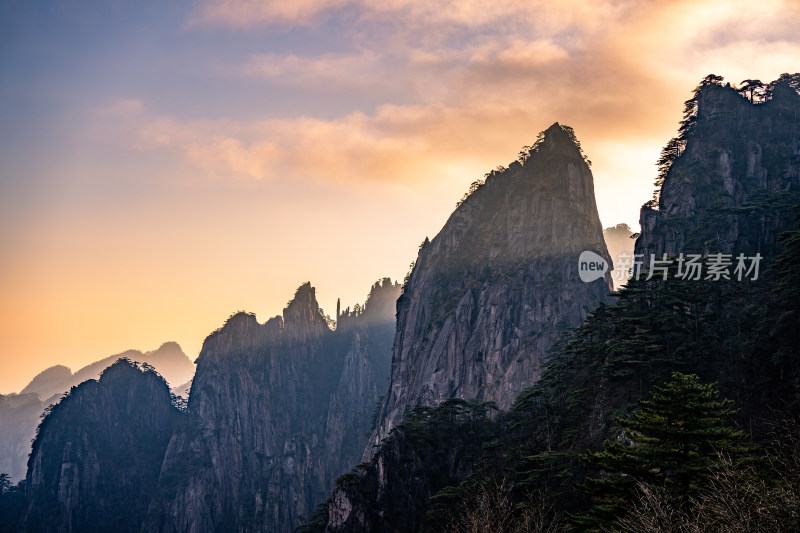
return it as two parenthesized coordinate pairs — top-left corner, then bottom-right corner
(284, 282), (324, 327)
(369, 123), (612, 450)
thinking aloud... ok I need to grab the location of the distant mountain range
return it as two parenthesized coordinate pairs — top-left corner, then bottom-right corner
(20, 341), (195, 404)
(0, 342), (194, 483)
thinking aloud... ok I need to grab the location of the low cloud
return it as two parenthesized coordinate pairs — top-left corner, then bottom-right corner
(101, 100), (543, 182)
(121, 0), (800, 202)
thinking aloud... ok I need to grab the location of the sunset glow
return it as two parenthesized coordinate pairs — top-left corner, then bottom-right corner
(1, 0), (799, 392)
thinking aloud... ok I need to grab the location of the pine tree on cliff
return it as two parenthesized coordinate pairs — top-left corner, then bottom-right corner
(574, 372), (755, 530)
(650, 73), (725, 205)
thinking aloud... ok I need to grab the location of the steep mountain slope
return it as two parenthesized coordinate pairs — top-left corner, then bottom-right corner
(23, 360), (182, 533)
(144, 279), (399, 533)
(370, 123), (613, 448)
(320, 124), (612, 532)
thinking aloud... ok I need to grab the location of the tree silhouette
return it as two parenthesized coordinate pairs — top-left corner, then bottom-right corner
(576, 372), (755, 530)
(738, 79), (765, 103)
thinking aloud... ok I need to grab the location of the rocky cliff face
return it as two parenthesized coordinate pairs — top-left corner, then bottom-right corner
(370, 123), (612, 448)
(23, 360), (182, 533)
(144, 279), (399, 533)
(637, 78), (800, 259)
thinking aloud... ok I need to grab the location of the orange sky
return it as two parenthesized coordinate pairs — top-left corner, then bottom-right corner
(2, 0), (800, 393)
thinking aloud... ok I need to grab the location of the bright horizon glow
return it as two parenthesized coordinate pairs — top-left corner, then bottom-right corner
(2, 0), (799, 393)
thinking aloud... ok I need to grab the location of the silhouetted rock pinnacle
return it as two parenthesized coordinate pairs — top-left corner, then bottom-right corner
(369, 123), (612, 450)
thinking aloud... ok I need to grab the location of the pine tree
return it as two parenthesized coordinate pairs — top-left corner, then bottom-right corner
(575, 372), (755, 531)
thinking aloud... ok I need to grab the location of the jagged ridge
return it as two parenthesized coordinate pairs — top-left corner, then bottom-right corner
(143, 279), (400, 533)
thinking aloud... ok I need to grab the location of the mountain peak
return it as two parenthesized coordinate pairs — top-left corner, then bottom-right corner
(283, 282), (323, 326)
(99, 358), (156, 384)
(358, 278), (402, 323)
(25, 353), (180, 533)
(152, 341), (182, 354)
(20, 365), (73, 396)
(371, 124), (611, 446)
(544, 121), (563, 135)
(537, 122), (584, 158)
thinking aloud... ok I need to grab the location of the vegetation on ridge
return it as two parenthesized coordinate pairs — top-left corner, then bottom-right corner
(649, 72), (800, 207)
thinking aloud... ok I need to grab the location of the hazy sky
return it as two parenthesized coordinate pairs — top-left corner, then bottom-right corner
(1, 0), (799, 393)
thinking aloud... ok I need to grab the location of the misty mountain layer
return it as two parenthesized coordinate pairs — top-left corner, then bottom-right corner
(142, 280), (400, 533)
(21, 342), (195, 403)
